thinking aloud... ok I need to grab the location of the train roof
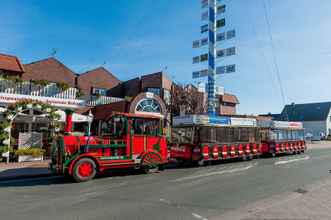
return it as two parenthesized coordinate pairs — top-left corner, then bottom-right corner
(173, 115), (257, 127)
(257, 120), (304, 129)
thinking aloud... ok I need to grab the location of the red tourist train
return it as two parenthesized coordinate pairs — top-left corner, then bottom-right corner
(50, 113), (306, 182)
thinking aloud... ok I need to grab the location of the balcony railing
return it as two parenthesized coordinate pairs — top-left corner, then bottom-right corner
(87, 95), (123, 106)
(0, 78), (78, 100)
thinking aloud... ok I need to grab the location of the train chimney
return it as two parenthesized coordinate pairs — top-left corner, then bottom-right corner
(64, 109), (74, 133)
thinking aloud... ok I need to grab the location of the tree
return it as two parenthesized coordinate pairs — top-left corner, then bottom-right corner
(171, 84), (206, 116)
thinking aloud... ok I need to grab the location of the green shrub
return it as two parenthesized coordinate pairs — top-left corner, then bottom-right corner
(56, 82), (70, 92)
(15, 148), (45, 157)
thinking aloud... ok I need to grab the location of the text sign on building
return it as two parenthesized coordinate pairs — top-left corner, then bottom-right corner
(0, 93), (85, 109)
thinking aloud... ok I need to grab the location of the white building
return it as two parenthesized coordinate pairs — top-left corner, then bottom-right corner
(279, 102), (331, 139)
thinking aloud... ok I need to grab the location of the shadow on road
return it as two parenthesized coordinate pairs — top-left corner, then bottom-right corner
(0, 167), (157, 188)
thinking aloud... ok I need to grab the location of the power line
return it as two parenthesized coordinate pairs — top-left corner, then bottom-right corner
(262, 0), (287, 106)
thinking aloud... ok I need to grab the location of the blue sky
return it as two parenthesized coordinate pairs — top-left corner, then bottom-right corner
(1, 0), (331, 114)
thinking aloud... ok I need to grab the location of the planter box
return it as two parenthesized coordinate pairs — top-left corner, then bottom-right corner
(18, 155), (43, 162)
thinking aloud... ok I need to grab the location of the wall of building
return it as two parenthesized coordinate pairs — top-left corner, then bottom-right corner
(141, 73), (161, 90)
(77, 67), (120, 97)
(326, 110), (331, 137)
(302, 121), (327, 138)
(219, 104), (236, 115)
(23, 58), (76, 87)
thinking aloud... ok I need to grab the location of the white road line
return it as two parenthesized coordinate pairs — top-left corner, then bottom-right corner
(274, 156), (310, 166)
(171, 165), (255, 183)
(192, 213), (208, 220)
(159, 198), (172, 205)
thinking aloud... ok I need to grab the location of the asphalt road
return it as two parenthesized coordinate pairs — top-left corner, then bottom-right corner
(1, 144), (331, 220)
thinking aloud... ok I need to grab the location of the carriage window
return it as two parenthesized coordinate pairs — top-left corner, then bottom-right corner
(133, 119), (160, 136)
(106, 117), (127, 137)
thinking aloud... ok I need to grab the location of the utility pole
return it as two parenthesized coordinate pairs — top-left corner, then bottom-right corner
(207, 0), (217, 115)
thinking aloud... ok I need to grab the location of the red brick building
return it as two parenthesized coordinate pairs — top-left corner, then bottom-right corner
(108, 72), (172, 106)
(0, 53), (25, 77)
(76, 67), (120, 98)
(218, 93), (240, 115)
(23, 57), (76, 87)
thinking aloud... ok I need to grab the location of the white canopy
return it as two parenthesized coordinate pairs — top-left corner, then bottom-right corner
(54, 110), (93, 123)
(0, 106), (7, 113)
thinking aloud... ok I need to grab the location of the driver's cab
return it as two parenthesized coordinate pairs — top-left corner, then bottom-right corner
(99, 113), (167, 159)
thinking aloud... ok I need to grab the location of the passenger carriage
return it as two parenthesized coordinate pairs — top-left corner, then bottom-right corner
(258, 120), (306, 157)
(170, 115), (261, 165)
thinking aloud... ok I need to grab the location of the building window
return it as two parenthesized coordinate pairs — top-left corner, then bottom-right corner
(217, 49), (226, 58)
(217, 5), (226, 14)
(92, 88), (107, 96)
(217, 32), (226, 42)
(201, 0), (208, 8)
(193, 40), (200, 48)
(216, 19), (226, 28)
(226, 47), (236, 56)
(136, 98), (161, 113)
(146, 87), (161, 96)
(193, 56), (200, 64)
(200, 53), (208, 62)
(226, 64), (236, 73)
(216, 66), (226, 75)
(201, 24), (208, 33)
(227, 30), (236, 39)
(201, 11), (208, 20)
(201, 38), (208, 46)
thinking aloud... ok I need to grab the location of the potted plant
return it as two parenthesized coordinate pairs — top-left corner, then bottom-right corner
(32, 79), (49, 87)
(56, 82), (70, 92)
(15, 147), (45, 162)
(76, 88), (85, 98)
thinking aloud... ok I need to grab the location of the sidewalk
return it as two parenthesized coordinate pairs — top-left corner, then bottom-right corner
(307, 140), (331, 149)
(0, 160), (52, 181)
(214, 176), (331, 220)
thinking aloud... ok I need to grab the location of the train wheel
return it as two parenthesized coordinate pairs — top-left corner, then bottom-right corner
(73, 158), (96, 183)
(271, 152), (276, 157)
(140, 153), (162, 174)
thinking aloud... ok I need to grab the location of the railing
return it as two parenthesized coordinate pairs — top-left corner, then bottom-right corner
(0, 78), (78, 99)
(87, 95), (123, 106)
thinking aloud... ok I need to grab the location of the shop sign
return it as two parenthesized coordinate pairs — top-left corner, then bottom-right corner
(0, 93), (85, 109)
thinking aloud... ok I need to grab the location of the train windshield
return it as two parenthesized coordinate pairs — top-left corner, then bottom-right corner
(132, 118), (160, 136)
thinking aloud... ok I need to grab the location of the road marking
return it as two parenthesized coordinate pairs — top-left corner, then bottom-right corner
(159, 198), (172, 205)
(192, 213), (208, 220)
(171, 164), (255, 183)
(274, 156), (310, 166)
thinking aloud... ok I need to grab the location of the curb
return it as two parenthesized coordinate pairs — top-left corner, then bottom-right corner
(0, 173), (54, 182)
